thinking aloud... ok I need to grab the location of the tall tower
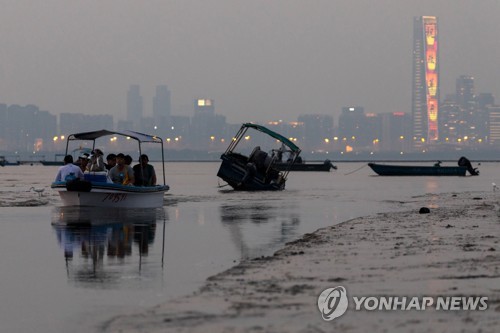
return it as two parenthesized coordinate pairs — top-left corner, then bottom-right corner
(127, 85), (143, 130)
(153, 85), (171, 124)
(412, 16), (439, 148)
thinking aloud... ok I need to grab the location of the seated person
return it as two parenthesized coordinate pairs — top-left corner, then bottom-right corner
(54, 155), (84, 182)
(87, 149), (105, 172)
(133, 154), (157, 186)
(108, 153), (135, 185)
(253, 149), (270, 172)
(105, 153), (117, 170)
(77, 153), (90, 172)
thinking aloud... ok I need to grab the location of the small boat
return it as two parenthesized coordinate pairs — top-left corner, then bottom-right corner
(217, 123), (302, 191)
(40, 153), (66, 166)
(275, 158), (337, 172)
(0, 156), (20, 166)
(51, 129), (169, 208)
(368, 157), (479, 176)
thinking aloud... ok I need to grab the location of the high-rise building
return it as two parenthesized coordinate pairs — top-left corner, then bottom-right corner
(488, 106), (500, 145)
(456, 75), (475, 107)
(380, 112), (411, 152)
(126, 85), (143, 130)
(153, 85), (171, 124)
(412, 16), (439, 148)
(339, 107), (380, 150)
(297, 114), (333, 151)
(190, 98), (220, 149)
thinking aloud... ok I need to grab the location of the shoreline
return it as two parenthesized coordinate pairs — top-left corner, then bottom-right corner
(103, 191), (500, 332)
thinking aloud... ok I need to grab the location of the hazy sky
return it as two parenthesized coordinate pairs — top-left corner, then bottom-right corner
(1, 0), (499, 124)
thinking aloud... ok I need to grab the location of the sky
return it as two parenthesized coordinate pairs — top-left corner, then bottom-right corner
(1, 0), (499, 124)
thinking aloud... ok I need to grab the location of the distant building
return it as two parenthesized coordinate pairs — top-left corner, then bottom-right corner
(380, 112), (411, 152)
(439, 95), (462, 144)
(488, 105), (500, 144)
(1, 104), (57, 152)
(412, 16), (439, 148)
(127, 85), (143, 130)
(297, 114), (333, 151)
(440, 77), (490, 146)
(190, 99), (225, 150)
(152, 85), (171, 132)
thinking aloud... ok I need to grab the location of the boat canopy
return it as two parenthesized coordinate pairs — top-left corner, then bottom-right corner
(242, 123), (300, 153)
(67, 129), (162, 143)
(64, 129), (166, 185)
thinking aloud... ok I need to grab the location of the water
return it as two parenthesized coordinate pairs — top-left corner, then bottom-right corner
(0, 161), (495, 332)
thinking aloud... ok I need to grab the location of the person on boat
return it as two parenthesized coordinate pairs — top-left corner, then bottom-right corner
(133, 154), (157, 186)
(105, 153), (116, 170)
(77, 153), (90, 172)
(108, 153), (135, 185)
(87, 149), (105, 172)
(271, 144), (285, 162)
(124, 155), (133, 166)
(54, 155), (84, 182)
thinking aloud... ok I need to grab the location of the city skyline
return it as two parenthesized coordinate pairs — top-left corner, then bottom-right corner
(1, 1), (500, 124)
(1, 70), (498, 158)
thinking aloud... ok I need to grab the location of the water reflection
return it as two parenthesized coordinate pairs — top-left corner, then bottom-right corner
(219, 201), (300, 259)
(51, 207), (167, 286)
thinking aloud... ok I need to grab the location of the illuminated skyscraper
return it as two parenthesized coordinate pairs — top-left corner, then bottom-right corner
(412, 16), (439, 148)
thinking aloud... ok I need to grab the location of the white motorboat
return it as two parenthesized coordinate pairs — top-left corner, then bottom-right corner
(51, 129), (169, 208)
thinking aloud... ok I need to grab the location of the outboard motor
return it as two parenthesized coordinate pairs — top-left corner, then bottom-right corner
(458, 156), (479, 176)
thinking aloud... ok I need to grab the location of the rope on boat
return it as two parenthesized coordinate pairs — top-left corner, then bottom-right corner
(344, 164), (367, 175)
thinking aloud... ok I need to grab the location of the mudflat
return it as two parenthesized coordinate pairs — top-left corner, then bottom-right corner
(104, 192), (500, 333)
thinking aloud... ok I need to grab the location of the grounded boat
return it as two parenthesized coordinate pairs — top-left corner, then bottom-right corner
(51, 129), (169, 208)
(368, 157), (479, 176)
(217, 123), (301, 191)
(275, 159), (337, 172)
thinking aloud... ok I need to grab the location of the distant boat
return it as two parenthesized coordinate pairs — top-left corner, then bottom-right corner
(368, 157), (479, 176)
(40, 154), (66, 166)
(0, 156), (20, 166)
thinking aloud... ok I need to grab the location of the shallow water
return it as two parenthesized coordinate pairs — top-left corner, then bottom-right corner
(0, 161), (496, 332)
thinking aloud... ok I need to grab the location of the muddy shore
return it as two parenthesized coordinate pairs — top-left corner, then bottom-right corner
(104, 192), (500, 332)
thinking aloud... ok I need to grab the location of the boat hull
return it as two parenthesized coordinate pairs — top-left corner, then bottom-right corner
(368, 163), (467, 176)
(52, 182), (169, 208)
(275, 160), (335, 172)
(41, 161), (64, 166)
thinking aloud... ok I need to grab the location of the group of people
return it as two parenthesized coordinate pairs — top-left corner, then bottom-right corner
(54, 149), (157, 186)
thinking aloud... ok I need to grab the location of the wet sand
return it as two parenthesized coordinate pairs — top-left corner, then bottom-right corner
(104, 191), (500, 332)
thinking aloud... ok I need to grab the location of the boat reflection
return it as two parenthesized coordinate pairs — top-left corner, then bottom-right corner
(219, 201), (300, 259)
(51, 206), (167, 286)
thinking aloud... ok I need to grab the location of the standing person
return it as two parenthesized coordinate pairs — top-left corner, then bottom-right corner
(88, 149), (105, 172)
(54, 155), (84, 182)
(108, 153), (135, 185)
(105, 153), (116, 171)
(133, 154), (157, 186)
